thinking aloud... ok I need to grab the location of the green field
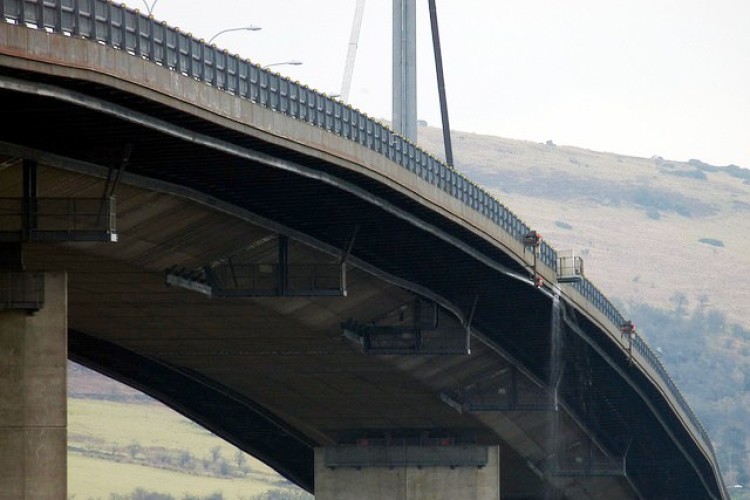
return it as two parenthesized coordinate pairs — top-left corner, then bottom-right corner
(68, 397), (307, 500)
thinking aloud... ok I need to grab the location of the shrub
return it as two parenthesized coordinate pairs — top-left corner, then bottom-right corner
(725, 164), (750, 181)
(110, 489), (175, 500)
(663, 169), (708, 181)
(646, 208), (661, 220)
(688, 158), (719, 172)
(247, 491), (312, 500)
(699, 238), (725, 248)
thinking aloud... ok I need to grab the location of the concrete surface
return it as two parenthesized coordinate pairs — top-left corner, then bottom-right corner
(0, 272), (67, 500)
(314, 446), (501, 500)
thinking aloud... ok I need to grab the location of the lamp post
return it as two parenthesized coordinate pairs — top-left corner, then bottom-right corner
(207, 26), (262, 45)
(263, 60), (303, 69)
(141, 0), (158, 16)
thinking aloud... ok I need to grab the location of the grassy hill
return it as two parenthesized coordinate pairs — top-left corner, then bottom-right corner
(68, 126), (749, 495)
(418, 126), (750, 329)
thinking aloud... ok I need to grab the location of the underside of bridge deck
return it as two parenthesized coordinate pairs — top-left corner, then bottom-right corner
(0, 50), (724, 499)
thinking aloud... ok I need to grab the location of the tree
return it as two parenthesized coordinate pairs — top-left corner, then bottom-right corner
(235, 450), (249, 474)
(127, 441), (142, 460)
(725, 427), (749, 485)
(670, 292), (688, 316)
(210, 446), (222, 464)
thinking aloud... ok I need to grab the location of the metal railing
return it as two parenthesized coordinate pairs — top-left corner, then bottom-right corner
(0, 196), (116, 241)
(570, 275), (714, 452)
(0, 0), (713, 460)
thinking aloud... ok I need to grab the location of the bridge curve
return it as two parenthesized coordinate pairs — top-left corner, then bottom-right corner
(0, 2), (726, 498)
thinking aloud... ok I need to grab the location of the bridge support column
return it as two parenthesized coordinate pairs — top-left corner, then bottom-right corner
(315, 445), (501, 500)
(392, 0), (418, 143)
(0, 272), (67, 499)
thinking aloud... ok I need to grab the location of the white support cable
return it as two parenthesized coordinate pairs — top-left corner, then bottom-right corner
(339, 0), (366, 103)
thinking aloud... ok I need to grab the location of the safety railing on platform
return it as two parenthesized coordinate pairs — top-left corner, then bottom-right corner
(0, 196), (116, 242)
(0, 0), (712, 458)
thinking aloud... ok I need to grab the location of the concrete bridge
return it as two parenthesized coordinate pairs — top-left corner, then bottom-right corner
(0, 1), (727, 498)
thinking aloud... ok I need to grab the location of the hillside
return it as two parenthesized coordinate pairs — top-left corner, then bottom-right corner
(418, 126), (750, 329)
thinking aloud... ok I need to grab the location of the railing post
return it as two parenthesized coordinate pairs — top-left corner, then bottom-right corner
(134, 10), (142, 56)
(148, 16), (156, 61)
(183, 34), (191, 77)
(18, 0), (26, 26)
(72, 0), (80, 36)
(197, 39), (204, 82)
(35, 0), (44, 29)
(105, 0), (113, 45)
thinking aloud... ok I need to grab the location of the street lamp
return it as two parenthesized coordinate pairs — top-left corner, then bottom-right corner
(263, 60), (303, 69)
(141, 0), (158, 16)
(207, 26), (262, 45)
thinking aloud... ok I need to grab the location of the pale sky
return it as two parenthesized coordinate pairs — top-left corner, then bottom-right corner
(128, 0), (750, 168)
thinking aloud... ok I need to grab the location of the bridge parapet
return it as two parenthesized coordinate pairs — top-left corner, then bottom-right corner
(0, 0), (716, 481)
(0, 0), (543, 259)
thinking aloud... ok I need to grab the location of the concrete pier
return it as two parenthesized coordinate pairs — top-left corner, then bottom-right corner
(315, 445), (501, 500)
(0, 273), (67, 499)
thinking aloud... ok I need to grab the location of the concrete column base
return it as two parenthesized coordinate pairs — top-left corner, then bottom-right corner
(315, 445), (500, 500)
(0, 273), (67, 499)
